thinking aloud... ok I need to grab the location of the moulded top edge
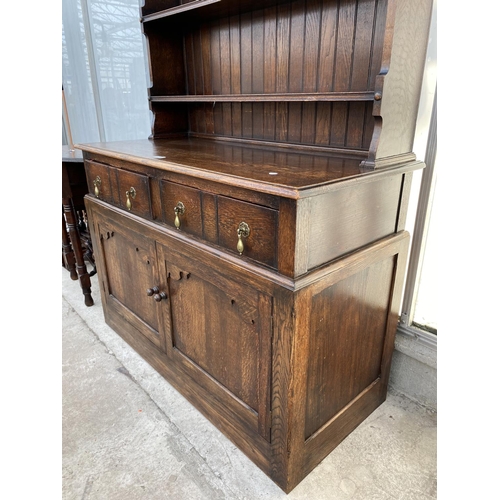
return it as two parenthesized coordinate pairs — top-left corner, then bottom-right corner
(75, 138), (423, 200)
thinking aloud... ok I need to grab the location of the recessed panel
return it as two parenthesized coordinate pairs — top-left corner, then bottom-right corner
(304, 255), (396, 439)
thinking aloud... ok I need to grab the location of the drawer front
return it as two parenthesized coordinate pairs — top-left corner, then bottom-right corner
(218, 196), (278, 268)
(115, 169), (152, 218)
(85, 160), (113, 203)
(160, 180), (203, 238)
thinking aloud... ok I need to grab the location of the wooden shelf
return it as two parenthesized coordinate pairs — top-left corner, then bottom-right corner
(150, 92), (375, 103)
(142, 0), (299, 23)
(142, 0), (220, 22)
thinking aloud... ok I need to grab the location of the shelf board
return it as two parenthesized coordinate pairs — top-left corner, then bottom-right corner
(142, 0), (221, 22)
(150, 92), (375, 103)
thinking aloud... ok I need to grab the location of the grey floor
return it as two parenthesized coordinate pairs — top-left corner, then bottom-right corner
(62, 267), (437, 500)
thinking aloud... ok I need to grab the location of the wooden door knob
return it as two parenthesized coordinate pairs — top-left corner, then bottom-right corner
(153, 292), (168, 302)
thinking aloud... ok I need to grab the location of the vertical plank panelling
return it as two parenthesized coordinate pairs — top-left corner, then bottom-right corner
(252, 10), (265, 94)
(180, 0), (375, 152)
(264, 102), (276, 141)
(301, 102), (316, 144)
(350, 0), (377, 90)
(333, 0), (357, 91)
(264, 5), (277, 140)
(264, 6), (277, 93)
(242, 103), (253, 137)
(289, 1), (306, 93)
(288, 103), (302, 143)
(240, 12), (253, 94)
(221, 103), (232, 136)
(276, 2), (291, 93)
(204, 102), (215, 134)
(194, 103), (205, 133)
(330, 102), (349, 147)
(345, 101), (365, 148)
(193, 27), (204, 95)
(240, 13), (252, 136)
(315, 102), (332, 145)
(303, 0), (321, 92)
(301, 0), (321, 144)
(232, 102), (242, 137)
(276, 103), (288, 142)
(213, 103), (224, 135)
(252, 9), (265, 139)
(217, 17), (231, 135)
(201, 24), (212, 95)
(276, 2), (290, 142)
(229, 14), (242, 134)
(184, 31), (196, 95)
(230, 14), (242, 93)
(317, 0), (339, 92)
(253, 103), (265, 140)
(209, 21), (222, 134)
(210, 20), (221, 95)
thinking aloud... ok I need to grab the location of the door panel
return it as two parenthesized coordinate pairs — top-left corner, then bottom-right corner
(157, 243), (273, 440)
(96, 217), (165, 351)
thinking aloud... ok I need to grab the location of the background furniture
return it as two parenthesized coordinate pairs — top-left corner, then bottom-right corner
(62, 146), (95, 307)
(79, 0), (433, 492)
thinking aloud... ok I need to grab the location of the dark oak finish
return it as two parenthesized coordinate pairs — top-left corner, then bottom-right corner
(77, 0), (432, 492)
(141, 0), (432, 169)
(217, 196), (278, 268)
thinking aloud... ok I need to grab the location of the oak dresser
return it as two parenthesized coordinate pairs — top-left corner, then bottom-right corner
(78, 0), (433, 492)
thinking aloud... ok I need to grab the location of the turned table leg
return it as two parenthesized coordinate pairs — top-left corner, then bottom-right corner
(62, 210), (78, 280)
(63, 197), (94, 307)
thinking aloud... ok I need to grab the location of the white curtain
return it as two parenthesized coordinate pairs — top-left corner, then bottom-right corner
(62, 0), (151, 144)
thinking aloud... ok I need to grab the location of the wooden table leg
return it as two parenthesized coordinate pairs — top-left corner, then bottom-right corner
(63, 198), (94, 307)
(62, 210), (78, 280)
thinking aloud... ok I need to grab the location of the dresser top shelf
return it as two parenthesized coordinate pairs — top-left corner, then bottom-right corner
(77, 138), (422, 199)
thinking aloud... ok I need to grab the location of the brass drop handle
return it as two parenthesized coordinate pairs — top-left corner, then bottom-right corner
(126, 187), (136, 211)
(174, 201), (185, 229)
(237, 222), (250, 255)
(93, 176), (102, 198)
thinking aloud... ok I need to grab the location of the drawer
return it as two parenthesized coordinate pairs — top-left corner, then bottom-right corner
(85, 160), (113, 203)
(218, 196), (278, 268)
(115, 168), (152, 218)
(85, 160), (152, 219)
(160, 180), (203, 238)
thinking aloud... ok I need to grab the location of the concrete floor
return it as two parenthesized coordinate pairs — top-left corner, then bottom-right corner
(62, 268), (437, 500)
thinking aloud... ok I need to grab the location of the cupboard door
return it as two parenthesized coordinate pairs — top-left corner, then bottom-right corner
(157, 243), (273, 441)
(95, 215), (166, 351)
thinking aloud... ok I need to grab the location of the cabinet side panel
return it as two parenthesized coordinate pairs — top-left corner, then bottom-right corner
(307, 175), (402, 270)
(144, 23), (186, 96)
(304, 255), (395, 439)
(371, 0), (433, 160)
